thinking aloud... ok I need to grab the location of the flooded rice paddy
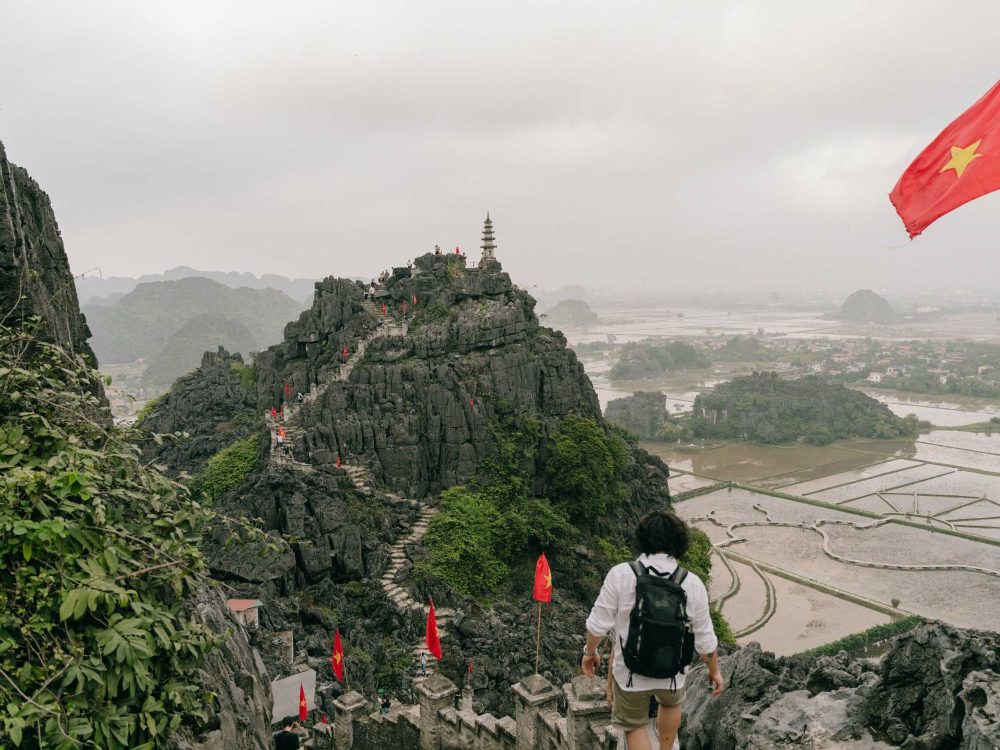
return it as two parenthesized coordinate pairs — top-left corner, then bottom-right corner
(660, 429), (1000, 653)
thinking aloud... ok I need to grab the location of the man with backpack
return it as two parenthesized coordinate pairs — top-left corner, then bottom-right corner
(582, 510), (724, 750)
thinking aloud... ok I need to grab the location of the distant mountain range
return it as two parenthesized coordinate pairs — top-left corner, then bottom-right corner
(76, 266), (320, 306)
(83, 277), (309, 392)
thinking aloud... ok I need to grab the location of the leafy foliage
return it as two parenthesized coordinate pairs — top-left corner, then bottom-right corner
(610, 340), (711, 380)
(604, 392), (670, 440)
(423, 414), (577, 598)
(689, 372), (919, 444)
(0, 323), (219, 749)
(420, 488), (508, 599)
(545, 416), (628, 522)
(189, 433), (262, 503)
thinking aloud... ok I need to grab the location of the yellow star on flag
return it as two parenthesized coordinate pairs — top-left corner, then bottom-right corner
(300, 697), (307, 708)
(940, 139), (983, 178)
(544, 572), (552, 589)
(334, 652), (342, 664)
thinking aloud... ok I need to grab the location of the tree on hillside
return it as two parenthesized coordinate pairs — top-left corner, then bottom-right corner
(545, 416), (628, 522)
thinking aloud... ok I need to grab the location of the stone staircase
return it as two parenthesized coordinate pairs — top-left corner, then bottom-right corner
(262, 315), (447, 673)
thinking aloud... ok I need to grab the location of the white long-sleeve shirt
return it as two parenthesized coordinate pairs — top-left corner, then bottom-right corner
(585, 553), (718, 691)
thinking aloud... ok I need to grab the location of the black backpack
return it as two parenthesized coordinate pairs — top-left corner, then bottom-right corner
(620, 561), (695, 684)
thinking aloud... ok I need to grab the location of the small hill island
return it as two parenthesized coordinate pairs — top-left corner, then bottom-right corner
(831, 288), (896, 323)
(543, 298), (598, 327)
(690, 372), (920, 444)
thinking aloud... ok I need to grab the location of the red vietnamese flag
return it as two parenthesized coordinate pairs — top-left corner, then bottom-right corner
(284, 383), (292, 396)
(298, 683), (308, 722)
(533, 552), (553, 603)
(425, 598), (443, 660)
(270, 406), (278, 418)
(890, 80), (1000, 238)
(331, 629), (344, 682)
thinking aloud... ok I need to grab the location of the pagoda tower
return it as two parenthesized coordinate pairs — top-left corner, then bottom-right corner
(480, 213), (497, 264)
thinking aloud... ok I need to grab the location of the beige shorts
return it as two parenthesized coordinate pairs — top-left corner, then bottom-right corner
(611, 679), (686, 731)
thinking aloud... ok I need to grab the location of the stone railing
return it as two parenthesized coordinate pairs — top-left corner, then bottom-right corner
(331, 673), (624, 750)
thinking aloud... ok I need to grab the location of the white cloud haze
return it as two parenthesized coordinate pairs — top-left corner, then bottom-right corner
(3, 1), (999, 293)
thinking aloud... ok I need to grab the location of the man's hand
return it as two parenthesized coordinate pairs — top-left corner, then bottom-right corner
(581, 651), (601, 677)
(707, 668), (725, 697)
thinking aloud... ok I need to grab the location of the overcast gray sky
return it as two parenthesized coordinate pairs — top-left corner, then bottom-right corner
(3, 1), (999, 294)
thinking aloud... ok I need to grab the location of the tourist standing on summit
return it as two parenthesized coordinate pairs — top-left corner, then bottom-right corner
(582, 510), (724, 750)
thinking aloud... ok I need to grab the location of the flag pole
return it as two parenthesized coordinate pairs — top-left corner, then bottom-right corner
(534, 601), (543, 674)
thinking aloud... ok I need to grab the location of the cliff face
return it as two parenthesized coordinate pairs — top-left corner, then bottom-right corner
(681, 622), (1000, 749)
(0, 140), (97, 364)
(257, 253), (604, 498)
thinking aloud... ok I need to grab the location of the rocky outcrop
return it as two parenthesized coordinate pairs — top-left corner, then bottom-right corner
(604, 391), (670, 440)
(167, 587), (273, 750)
(832, 289), (896, 324)
(0, 139), (97, 365)
(141, 347), (259, 475)
(257, 253), (604, 498)
(681, 622), (1000, 749)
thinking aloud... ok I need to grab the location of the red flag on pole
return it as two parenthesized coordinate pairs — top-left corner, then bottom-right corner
(468, 659), (473, 675)
(455, 246), (460, 254)
(412, 293), (417, 306)
(533, 552), (553, 603)
(426, 598), (443, 660)
(298, 683), (308, 722)
(336, 454), (342, 468)
(331, 629), (344, 682)
(342, 344), (348, 358)
(890, 80), (1000, 238)
(284, 383), (292, 395)
(270, 406), (278, 418)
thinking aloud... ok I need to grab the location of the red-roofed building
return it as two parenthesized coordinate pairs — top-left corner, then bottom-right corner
(227, 599), (263, 628)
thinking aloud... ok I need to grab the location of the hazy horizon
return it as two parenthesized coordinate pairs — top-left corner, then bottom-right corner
(4, 2), (1000, 294)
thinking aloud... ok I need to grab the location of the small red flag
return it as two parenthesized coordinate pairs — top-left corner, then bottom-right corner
(321, 714), (329, 724)
(336, 454), (342, 468)
(284, 383), (292, 395)
(298, 683), (308, 722)
(890, 80), (1000, 238)
(533, 552), (553, 603)
(270, 406), (278, 418)
(342, 344), (348, 357)
(468, 659), (473, 675)
(412, 293), (417, 305)
(331, 629), (344, 682)
(426, 598), (443, 660)
(455, 246), (460, 254)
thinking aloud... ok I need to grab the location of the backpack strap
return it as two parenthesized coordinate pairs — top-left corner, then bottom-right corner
(670, 565), (688, 585)
(628, 560), (645, 579)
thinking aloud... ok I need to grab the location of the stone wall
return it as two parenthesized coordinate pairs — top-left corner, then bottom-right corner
(331, 673), (620, 750)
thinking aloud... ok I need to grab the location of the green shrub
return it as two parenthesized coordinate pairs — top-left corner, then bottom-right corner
(545, 416), (628, 523)
(191, 433), (261, 503)
(497, 498), (576, 561)
(420, 488), (508, 599)
(134, 393), (165, 426)
(229, 360), (256, 393)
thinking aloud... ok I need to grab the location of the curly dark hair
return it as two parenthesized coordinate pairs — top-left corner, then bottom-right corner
(634, 510), (690, 558)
